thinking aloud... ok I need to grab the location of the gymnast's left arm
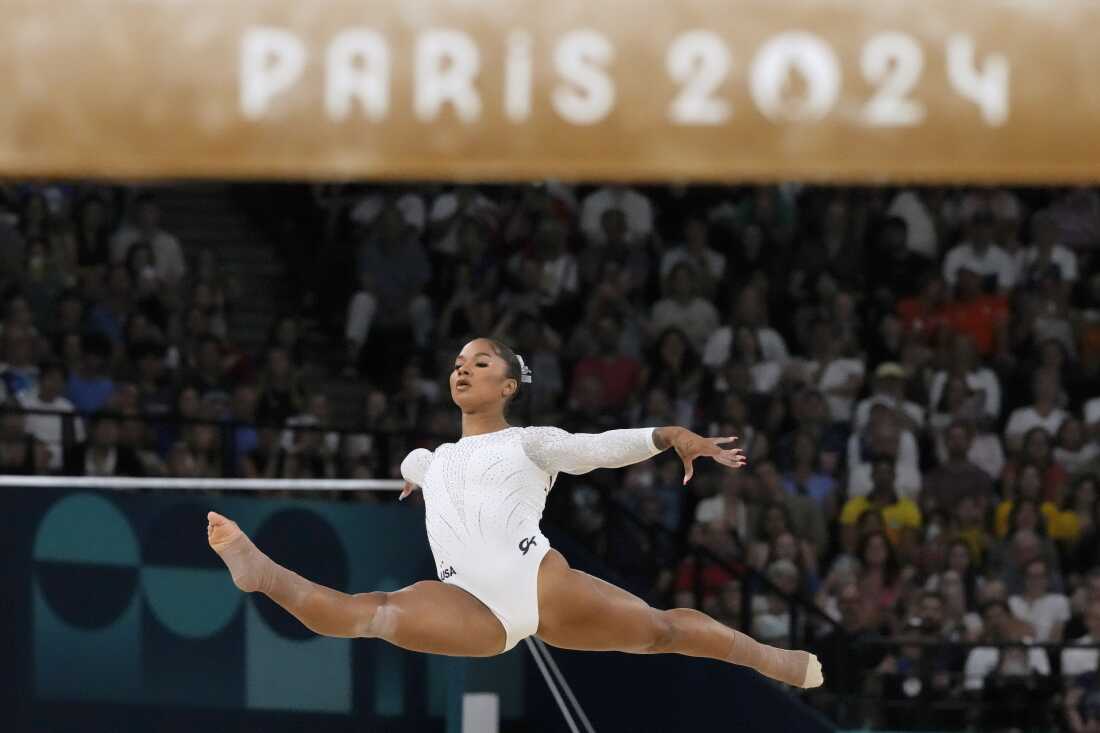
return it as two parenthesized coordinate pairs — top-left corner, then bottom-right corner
(521, 426), (745, 483)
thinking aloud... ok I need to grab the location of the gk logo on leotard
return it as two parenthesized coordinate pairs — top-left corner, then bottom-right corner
(518, 536), (537, 555)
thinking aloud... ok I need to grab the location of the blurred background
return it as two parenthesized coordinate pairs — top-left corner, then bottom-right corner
(2, 181), (1099, 732)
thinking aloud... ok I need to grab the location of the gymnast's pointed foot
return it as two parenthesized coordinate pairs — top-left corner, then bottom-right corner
(801, 652), (824, 688)
(207, 511), (273, 593)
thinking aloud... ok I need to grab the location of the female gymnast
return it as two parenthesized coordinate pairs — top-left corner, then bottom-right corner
(207, 337), (823, 689)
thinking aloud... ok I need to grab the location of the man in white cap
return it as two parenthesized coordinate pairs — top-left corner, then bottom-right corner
(854, 362), (925, 433)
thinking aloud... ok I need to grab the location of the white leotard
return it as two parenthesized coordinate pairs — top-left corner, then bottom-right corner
(401, 426), (662, 650)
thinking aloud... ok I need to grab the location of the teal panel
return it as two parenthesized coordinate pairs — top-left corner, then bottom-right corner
(142, 566), (243, 638)
(32, 579), (142, 702)
(33, 493), (139, 566)
(244, 600), (351, 713)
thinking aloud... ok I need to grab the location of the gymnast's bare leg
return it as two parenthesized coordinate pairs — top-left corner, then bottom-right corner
(207, 511), (507, 656)
(535, 548), (823, 688)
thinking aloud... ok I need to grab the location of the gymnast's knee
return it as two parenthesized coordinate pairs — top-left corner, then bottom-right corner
(355, 591), (394, 639)
(645, 610), (679, 654)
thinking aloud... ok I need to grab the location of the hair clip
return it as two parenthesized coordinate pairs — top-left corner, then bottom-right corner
(515, 354), (533, 383)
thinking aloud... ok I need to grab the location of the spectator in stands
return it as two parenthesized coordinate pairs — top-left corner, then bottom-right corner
(229, 383), (259, 473)
(1008, 557), (1070, 642)
(1057, 418), (1100, 475)
(74, 195), (112, 270)
(579, 185), (653, 246)
(847, 405), (922, 500)
(18, 361), (83, 471)
(854, 362), (925, 433)
(343, 203), (433, 373)
(255, 347), (305, 426)
(659, 215), (725, 300)
(110, 193), (187, 286)
(943, 210), (1016, 293)
(1005, 369), (1069, 452)
(923, 420), (996, 517)
(703, 284), (791, 371)
(790, 195), (866, 304)
(570, 314), (642, 414)
(773, 388), (847, 473)
(782, 428), (839, 511)
(793, 318), (865, 426)
(65, 411), (145, 477)
(930, 334), (1002, 430)
(65, 333), (115, 414)
(754, 458), (827, 558)
(870, 215), (933, 301)
(942, 264), (1011, 362)
(240, 426), (279, 479)
(992, 528), (1063, 596)
(0, 325), (39, 398)
(650, 263), (719, 353)
(640, 328), (703, 426)
(1024, 209), (1079, 293)
(964, 600), (1051, 730)
(840, 459), (921, 558)
(814, 581), (886, 726)
(0, 406), (49, 475)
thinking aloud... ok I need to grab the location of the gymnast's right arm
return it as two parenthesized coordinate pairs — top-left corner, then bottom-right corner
(522, 425), (745, 485)
(399, 448), (433, 500)
(520, 426), (665, 476)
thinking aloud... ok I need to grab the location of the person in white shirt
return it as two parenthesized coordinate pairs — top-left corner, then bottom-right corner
(793, 320), (864, 425)
(1008, 558), (1071, 642)
(579, 186), (654, 246)
(886, 189), (938, 259)
(964, 599), (1050, 691)
(928, 334), (1002, 426)
(702, 284), (790, 370)
(660, 216), (726, 298)
(854, 362), (925, 432)
(650, 263), (720, 353)
(110, 194), (187, 286)
(1023, 209), (1078, 287)
(1061, 600), (1100, 679)
(1004, 368), (1068, 452)
(1086, 397), (1100, 442)
(846, 405), (922, 499)
(942, 211), (1016, 292)
(17, 362), (84, 471)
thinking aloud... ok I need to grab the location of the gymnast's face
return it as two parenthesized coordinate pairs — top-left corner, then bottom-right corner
(450, 338), (516, 413)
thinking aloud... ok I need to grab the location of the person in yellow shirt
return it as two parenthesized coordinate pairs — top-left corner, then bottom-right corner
(994, 462), (1076, 541)
(841, 459), (922, 561)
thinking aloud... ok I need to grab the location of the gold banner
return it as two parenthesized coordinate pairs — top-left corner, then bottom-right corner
(0, 0), (1097, 182)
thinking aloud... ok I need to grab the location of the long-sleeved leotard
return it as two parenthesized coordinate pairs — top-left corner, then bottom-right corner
(401, 426), (662, 650)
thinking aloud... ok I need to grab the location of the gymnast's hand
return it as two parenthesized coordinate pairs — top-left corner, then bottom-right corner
(399, 481), (420, 501)
(655, 427), (747, 485)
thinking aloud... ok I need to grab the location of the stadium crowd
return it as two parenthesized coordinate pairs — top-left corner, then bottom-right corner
(3, 180), (1100, 731)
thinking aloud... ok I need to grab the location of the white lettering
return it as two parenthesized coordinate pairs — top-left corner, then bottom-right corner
(946, 34), (1009, 126)
(552, 30), (615, 125)
(504, 31), (533, 123)
(325, 29), (390, 122)
(415, 29), (482, 123)
(667, 31), (732, 125)
(750, 32), (840, 123)
(861, 32), (925, 127)
(240, 27), (307, 120)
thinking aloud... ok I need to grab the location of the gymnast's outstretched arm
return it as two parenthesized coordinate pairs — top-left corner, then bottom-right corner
(521, 425), (745, 483)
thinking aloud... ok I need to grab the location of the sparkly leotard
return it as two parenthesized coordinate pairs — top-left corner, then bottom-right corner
(401, 426), (662, 650)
